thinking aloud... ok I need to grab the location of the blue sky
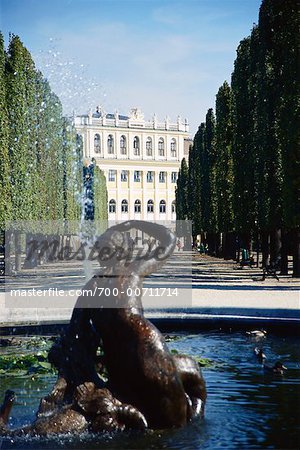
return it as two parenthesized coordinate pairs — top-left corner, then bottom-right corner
(0, 0), (261, 134)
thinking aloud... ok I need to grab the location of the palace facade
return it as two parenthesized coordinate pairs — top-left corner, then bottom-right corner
(73, 107), (190, 221)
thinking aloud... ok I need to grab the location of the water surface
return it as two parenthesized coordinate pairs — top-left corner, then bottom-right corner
(0, 331), (299, 449)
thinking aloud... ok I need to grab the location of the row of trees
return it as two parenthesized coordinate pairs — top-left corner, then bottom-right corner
(0, 33), (108, 270)
(176, 0), (300, 276)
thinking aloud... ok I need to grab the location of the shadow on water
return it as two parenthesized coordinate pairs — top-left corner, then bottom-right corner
(1, 331), (300, 449)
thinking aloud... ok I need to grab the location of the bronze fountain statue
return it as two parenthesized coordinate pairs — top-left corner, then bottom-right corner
(0, 221), (206, 436)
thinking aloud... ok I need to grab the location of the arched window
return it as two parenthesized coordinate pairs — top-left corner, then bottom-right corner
(146, 137), (152, 156)
(147, 200), (154, 213)
(109, 199), (116, 213)
(107, 134), (114, 154)
(171, 201), (176, 213)
(133, 136), (140, 156)
(120, 135), (127, 155)
(170, 138), (177, 157)
(94, 134), (101, 153)
(158, 138), (164, 156)
(134, 199), (141, 213)
(159, 200), (166, 213)
(121, 199), (128, 213)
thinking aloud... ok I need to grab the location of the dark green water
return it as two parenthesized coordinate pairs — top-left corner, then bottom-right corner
(0, 331), (299, 449)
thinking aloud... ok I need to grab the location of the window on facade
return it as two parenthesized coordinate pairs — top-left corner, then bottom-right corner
(146, 137), (152, 156)
(121, 199), (128, 213)
(147, 200), (154, 213)
(159, 171), (166, 183)
(120, 135), (127, 155)
(108, 169), (116, 181)
(158, 138), (164, 156)
(171, 201), (176, 213)
(171, 172), (178, 183)
(134, 199), (141, 213)
(109, 199), (116, 213)
(159, 200), (166, 214)
(107, 134), (114, 154)
(147, 171), (154, 182)
(133, 136), (140, 156)
(94, 134), (101, 153)
(121, 170), (128, 182)
(134, 170), (141, 182)
(171, 138), (177, 157)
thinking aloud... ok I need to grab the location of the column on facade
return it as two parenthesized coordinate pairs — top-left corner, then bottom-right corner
(128, 168), (134, 220)
(153, 134), (158, 161)
(166, 169), (173, 221)
(102, 132), (107, 159)
(165, 134), (171, 161)
(141, 167), (146, 220)
(115, 131), (119, 159)
(125, 132), (130, 160)
(140, 133), (145, 160)
(154, 168), (160, 221)
(128, 133), (133, 160)
(178, 133), (183, 161)
(163, 134), (167, 161)
(87, 129), (94, 159)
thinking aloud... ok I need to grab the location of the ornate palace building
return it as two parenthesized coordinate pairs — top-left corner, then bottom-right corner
(74, 107), (190, 221)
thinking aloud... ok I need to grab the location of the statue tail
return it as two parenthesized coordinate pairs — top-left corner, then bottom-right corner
(117, 404), (148, 430)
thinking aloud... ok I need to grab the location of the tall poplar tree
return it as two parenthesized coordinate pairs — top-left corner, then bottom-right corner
(94, 165), (108, 233)
(2, 34), (108, 269)
(176, 158), (189, 237)
(0, 32), (11, 238)
(6, 35), (35, 223)
(231, 37), (256, 251)
(62, 118), (82, 226)
(259, 0), (300, 276)
(203, 109), (217, 253)
(215, 81), (235, 258)
(188, 131), (202, 239)
(177, 0), (299, 274)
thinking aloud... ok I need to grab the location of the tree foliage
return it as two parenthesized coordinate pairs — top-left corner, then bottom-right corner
(215, 81), (234, 233)
(204, 108), (217, 235)
(0, 34), (108, 243)
(93, 164), (108, 234)
(177, 0), (299, 273)
(188, 126), (203, 236)
(0, 32), (11, 232)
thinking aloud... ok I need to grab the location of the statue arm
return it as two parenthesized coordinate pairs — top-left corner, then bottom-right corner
(116, 221), (176, 277)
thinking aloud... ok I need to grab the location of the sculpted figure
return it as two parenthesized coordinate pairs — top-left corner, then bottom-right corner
(0, 387), (87, 437)
(173, 354), (207, 418)
(49, 221), (206, 429)
(0, 221), (206, 436)
(0, 382), (147, 436)
(75, 382), (147, 432)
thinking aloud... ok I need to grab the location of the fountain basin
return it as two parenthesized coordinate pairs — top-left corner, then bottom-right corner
(0, 330), (299, 449)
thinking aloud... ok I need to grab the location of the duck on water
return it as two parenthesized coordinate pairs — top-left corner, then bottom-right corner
(254, 347), (267, 364)
(246, 330), (267, 338)
(263, 361), (287, 375)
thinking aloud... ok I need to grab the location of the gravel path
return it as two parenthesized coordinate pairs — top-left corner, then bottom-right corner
(0, 251), (299, 326)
